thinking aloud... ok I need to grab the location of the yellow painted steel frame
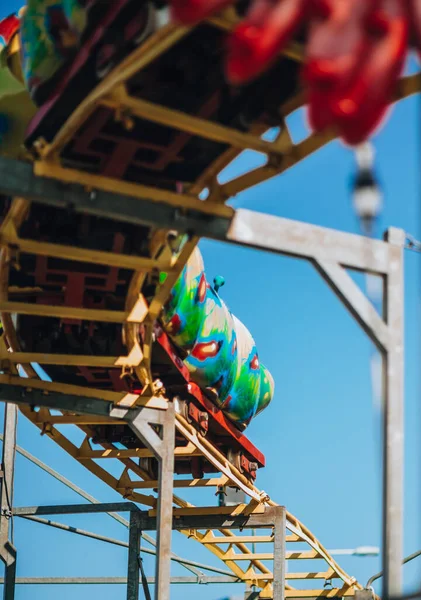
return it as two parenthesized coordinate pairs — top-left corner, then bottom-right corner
(29, 10), (421, 211)
(0, 196), (361, 597)
(1, 9), (418, 598)
(0, 375), (361, 599)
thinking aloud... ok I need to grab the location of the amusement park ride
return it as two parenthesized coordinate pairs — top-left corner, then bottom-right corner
(0, 1), (419, 599)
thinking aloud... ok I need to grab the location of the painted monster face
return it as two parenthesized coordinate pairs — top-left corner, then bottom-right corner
(161, 247), (206, 350)
(161, 247), (274, 427)
(219, 316), (261, 424)
(184, 289), (238, 402)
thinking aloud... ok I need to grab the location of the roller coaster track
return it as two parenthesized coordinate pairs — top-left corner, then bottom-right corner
(0, 9), (418, 598)
(0, 195), (361, 598)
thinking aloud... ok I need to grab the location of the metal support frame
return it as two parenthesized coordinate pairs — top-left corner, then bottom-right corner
(0, 576), (240, 586)
(273, 507), (286, 600)
(227, 211), (405, 598)
(154, 402), (175, 600)
(0, 398), (176, 599)
(382, 229), (405, 598)
(10, 502), (285, 598)
(0, 405), (17, 600)
(0, 157), (407, 598)
(12, 501), (284, 531)
(0, 433), (210, 576)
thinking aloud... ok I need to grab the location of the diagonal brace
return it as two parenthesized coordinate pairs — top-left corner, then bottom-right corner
(313, 259), (389, 352)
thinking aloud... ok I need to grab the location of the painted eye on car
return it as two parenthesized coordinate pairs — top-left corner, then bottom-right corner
(191, 340), (222, 360)
(250, 354), (259, 370)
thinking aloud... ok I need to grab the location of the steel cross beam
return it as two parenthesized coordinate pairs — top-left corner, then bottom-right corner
(0, 157), (232, 239)
(0, 575), (240, 585)
(13, 503), (284, 530)
(227, 214), (405, 597)
(229, 212), (405, 597)
(12, 503), (286, 599)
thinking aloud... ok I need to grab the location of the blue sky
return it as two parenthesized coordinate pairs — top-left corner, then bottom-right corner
(1, 3), (420, 599)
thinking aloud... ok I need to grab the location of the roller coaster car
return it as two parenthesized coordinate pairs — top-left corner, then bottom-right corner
(2, 201), (265, 482)
(5, 0), (289, 482)
(25, 0), (300, 188)
(90, 329), (265, 481)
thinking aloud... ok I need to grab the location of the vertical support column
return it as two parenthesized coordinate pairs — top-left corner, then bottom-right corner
(127, 511), (141, 600)
(155, 401), (175, 600)
(382, 228), (405, 599)
(273, 506), (286, 600)
(0, 404), (17, 600)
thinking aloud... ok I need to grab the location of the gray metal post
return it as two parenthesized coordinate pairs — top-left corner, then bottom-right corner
(155, 401), (175, 600)
(127, 511), (141, 600)
(273, 507), (286, 600)
(382, 228), (405, 599)
(0, 404), (18, 600)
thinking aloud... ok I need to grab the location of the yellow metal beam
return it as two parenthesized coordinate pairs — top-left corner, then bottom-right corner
(285, 589), (354, 598)
(221, 551), (321, 561)
(286, 571), (339, 580)
(79, 446), (203, 460)
(103, 91), (288, 157)
(218, 72), (421, 200)
(118, 478), (224, 489)
(204, 535), (275, 544)
(0, 374), (167, 408)
(0, 231), (172, 272)
(220, 129), (336, 200)
(18, 404), (158, 507)
(34, 161), (234, 217)
(1, 351), (124, 368)
(42, 23), (191, 159)
(35, 415), (127, 425)
(203, 534), (301, 543)
(0, 301), (129, 324)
